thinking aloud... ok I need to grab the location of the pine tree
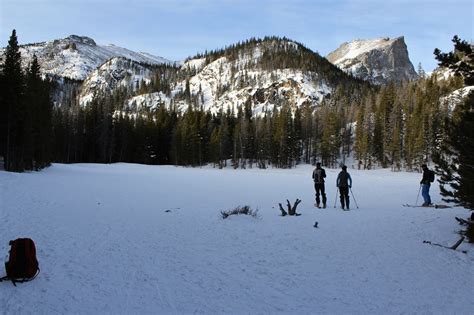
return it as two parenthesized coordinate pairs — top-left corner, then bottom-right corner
(26, 55), (53, 169)
(434, 35), (473, 85)
(292, 107), (303, 165)
(320, 109), (340, 167)
(354, 101), (370, 169)
(434, 92), (474, 209)
(387, 100), (403, 170)
(300, 103), (313, 164)
(1, 30), (27, 171)
(432, 36), (474, 241)
(25, 56), (41, 169)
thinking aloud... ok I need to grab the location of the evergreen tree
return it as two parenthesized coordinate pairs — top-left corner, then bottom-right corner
(432, 36), (474, 241)
(434, 35), (473, 85)
(0, 30), (27, 171)
(387, 100), (403, 170)
(300, 103), (313, 164)
(26, 55), (53, 169)
(320, 109), (340, 167)
(434, 92), (474, 210)
(354, 100), (371, 169)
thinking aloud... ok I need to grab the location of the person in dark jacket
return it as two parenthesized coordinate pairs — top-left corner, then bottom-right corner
(420, 164), (433, 206)
(312, 162), (327, 208)
(336, 165), (352, 210)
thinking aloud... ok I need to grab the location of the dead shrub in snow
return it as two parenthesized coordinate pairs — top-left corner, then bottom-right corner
(220, 205), (258, 219)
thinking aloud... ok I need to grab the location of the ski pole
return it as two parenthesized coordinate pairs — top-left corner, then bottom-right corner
(415, 184), (421, 206)
(333, 188), (338, 208)
(350, 187), (359, 209)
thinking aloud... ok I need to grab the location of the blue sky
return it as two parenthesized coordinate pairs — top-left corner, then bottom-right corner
(1, 0), (472, 72)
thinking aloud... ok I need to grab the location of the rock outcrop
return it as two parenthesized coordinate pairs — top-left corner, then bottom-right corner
(327, 37), (418, 84)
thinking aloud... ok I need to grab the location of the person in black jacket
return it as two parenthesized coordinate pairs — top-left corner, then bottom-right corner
(336, 165), (352, 210)
(312, 162), (327, 208)
(420, 164), (433, 206)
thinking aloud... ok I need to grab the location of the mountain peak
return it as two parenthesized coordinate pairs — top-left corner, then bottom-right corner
(327, 36), (417, 84)
(65, 35), (97, 46)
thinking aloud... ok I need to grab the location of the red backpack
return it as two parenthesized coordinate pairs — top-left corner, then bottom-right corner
(0, 238), (40, 286)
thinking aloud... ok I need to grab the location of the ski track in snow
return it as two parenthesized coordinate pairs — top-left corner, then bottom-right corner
(0, 163), (472, 314)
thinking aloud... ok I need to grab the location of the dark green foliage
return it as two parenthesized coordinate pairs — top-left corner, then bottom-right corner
(434, 92), (474, 210)
(26, 55), (53, 169)
(438, 106), (474, 241)
(0, 30), (54, 172)
(432, 35), (474, 242)
(0, 30), (25, 171)
(434, 35), (473, 85)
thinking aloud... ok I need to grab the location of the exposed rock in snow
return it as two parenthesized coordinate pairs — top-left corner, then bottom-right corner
(79, 57), (155, 105)
(327, 37), (418, 84)
(129, 42), (332, 116)
(126, 92), (177, 112)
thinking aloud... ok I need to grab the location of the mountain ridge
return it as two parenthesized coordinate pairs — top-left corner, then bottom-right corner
(0, 34), (173, 81)
(101, 37), (367, 116)
(2, 34), (419, 113)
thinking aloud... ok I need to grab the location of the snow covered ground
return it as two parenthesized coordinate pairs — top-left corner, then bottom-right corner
(0, 163), (472, 314)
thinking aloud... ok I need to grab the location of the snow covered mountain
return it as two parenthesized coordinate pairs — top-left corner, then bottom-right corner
(118, 38), (352, 115)
(327, 37), (418, 85)
(0, 35), (172, 81)
(3, 35), (419, 113)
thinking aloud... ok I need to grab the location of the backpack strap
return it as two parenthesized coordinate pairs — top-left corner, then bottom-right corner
(0, 275), (15, 286)
(0, 268), (40, 286)
(0, 262), (8, 283)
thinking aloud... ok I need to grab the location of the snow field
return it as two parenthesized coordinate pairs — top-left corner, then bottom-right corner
(0, 164), (472, 314)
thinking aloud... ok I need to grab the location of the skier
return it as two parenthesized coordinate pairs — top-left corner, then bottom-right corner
(312, 162), (327, 208)
(420, 164), (433, 206)
(336, 165), (352, 210)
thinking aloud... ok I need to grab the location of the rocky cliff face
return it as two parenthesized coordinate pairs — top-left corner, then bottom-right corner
(327, 37), (418, 84)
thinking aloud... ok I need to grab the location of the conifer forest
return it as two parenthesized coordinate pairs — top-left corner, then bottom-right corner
(0, 32), (471, 174)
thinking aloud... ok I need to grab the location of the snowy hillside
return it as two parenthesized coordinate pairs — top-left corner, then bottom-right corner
(441, 86), (474, 111)
(327, 37), (418, 84)
(0, 35), (172, 81)
(121, 40), (334, 115)
(176, 56), (331, 115)
(79, 57), (156, 105)
(0, 164), (472, 314)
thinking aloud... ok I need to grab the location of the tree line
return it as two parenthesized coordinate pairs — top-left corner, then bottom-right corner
(50, 75), (463, 172)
